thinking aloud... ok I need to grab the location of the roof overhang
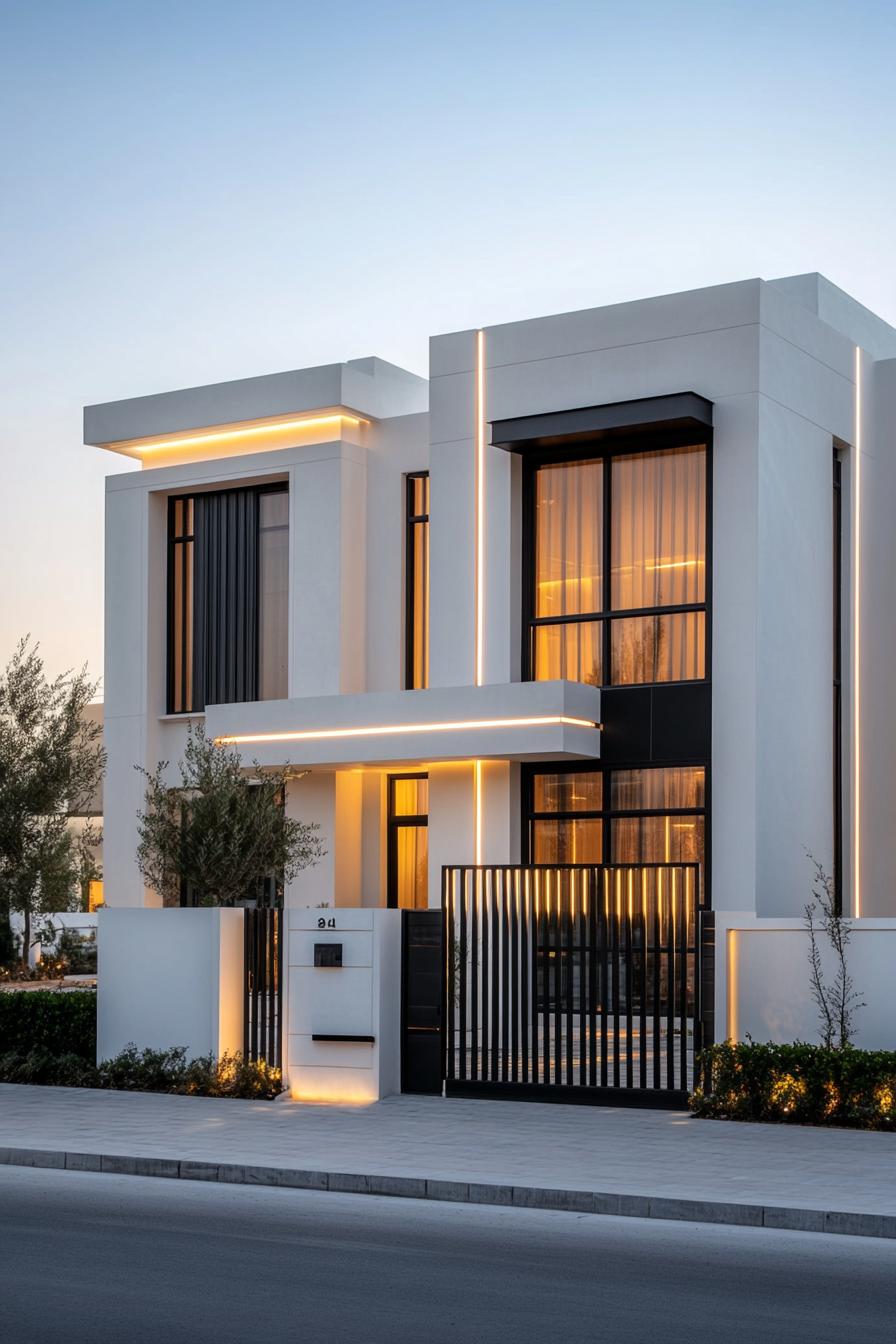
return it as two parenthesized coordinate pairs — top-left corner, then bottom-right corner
(204, 681), (601, 770)
(491, 392), (713, 452)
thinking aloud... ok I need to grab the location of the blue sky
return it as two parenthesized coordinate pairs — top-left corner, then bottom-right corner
(2, 0), (895, 683)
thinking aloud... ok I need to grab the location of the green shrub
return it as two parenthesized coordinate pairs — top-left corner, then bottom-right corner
(0, 989), (96, 1060)
(692, 1041), (896, 1130)
(0, 1042), (281, 1100)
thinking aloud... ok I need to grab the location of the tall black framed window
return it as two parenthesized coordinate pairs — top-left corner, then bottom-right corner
(523, 762), (708, 900)
(405, 472), (429, 690)
(524, 440), (708, 687)
(387, 773), (429, 909)
(167, 483), (288, 714)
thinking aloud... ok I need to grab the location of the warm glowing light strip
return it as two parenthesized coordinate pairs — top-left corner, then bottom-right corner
(853, 346), (862, 918)
(216, 714), (598, 746)
(474, 329), (486, 686)
(727, 929), (738, 1043)
(118, 412), (365, 455)
(474, 759), (483, 864)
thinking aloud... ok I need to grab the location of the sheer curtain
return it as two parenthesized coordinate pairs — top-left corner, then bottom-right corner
(610, 446), (705, 684)
(534, 458), (602, 681)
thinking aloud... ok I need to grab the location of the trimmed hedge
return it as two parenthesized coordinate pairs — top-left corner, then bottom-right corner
(0, 1045), (281, 1100)
(0, 990), (281, 1099)
(691, 1041), (896, 1130)
(0, 989), (96, 1060)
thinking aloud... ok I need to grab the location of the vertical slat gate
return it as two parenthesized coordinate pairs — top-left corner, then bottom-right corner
(243, 909), (282, 1073)
(443, 864), (702, 1108)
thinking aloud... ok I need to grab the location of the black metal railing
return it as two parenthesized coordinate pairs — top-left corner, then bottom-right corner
(442, 864), (709, 1106)
(243, 908), (282, 1072)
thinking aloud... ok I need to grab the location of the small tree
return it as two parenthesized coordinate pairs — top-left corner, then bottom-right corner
(0, 638), (105, 964)
(804, 857), (864, 1049)
(136, 723), (324, 906)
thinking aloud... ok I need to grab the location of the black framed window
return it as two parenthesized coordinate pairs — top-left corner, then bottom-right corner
(523, 762), (707, 898)
(167, 483), (288, 714)
(524, 440), (708, 686)
(387, 773), (428, 909)
(405, 472), (429, 690)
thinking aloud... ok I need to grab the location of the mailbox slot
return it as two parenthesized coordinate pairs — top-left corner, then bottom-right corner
(314, 942), (343, 968)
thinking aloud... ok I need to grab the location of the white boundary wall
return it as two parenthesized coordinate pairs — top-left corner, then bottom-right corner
(714, 914), (896, 1050)
(97, 909), (244, 1063)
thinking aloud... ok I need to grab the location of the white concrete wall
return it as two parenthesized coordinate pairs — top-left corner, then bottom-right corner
(284, 907), (401, 1102)
(715, 914), (896, 1050)
(96, 908), (244, 1062)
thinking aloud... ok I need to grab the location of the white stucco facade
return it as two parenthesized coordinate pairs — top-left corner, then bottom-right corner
(89, 274), (896, 1058)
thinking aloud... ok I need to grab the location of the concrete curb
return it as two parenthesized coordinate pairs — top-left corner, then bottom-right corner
(2, 1145), (893, 1239)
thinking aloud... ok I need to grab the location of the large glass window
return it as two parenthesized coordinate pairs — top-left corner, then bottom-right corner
(388, 774), (429, 909)
(525, 764), (706, 888)
(167, 484), (288, 713)
(528, 443), (707, 686)
(405, 473), (429, 690)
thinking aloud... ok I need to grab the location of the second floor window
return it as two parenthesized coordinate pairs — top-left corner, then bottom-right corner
(526, 443), (707, 687)
(405, 472), (429, 689)
(167, 484), (288, 714)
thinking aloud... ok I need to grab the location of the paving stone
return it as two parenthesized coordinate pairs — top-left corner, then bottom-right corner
(824, 1211), (896, 1239)
(467, 1183), (514, 1206)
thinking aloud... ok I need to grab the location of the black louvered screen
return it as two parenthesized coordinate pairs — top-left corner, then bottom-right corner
(192, 489), (259, 710)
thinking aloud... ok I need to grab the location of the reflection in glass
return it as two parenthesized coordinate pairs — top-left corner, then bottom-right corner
(611, 612), (705, 685)
(532, 818), (602, 864)
(533, 772), (602, 813)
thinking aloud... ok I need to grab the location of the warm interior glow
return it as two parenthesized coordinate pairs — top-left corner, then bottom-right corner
(104, 411), (367, 460)
(475, 329), (486, 686)
(853, 345), (862, 918)
(216, 714), (599, 747)
(87, 880), (104, 912)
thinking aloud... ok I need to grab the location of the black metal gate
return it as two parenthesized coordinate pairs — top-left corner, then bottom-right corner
(243, 908), (282, 1072)
(401, 910), (443, 1094)
(442, 864), (712, 1108)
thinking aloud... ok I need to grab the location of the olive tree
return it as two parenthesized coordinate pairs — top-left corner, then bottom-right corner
(0, 638), (104, 964)
(135, 723), (324, 906)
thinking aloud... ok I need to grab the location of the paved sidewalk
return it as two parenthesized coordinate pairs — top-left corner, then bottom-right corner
(0, 1084), (893, 1237)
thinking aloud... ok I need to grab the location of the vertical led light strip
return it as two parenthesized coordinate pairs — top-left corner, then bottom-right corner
(474, 759), (483, 865)
(474, 328), (486, 686)
(473, 329), (487, 866)
(853, 346), (863, 918)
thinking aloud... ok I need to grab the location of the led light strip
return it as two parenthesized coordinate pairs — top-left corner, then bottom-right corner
(853, 346), (862, 918)
(474, 759), (483, 865)
(215, 714), (599, 747)
(475, 329), (486, 686)
(117, 412), (366, 455)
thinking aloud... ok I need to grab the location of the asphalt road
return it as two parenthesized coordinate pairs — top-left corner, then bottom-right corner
(2, 1167), (894, 1344)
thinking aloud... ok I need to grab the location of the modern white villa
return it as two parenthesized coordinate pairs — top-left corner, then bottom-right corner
(88, 274), (896, 1105)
